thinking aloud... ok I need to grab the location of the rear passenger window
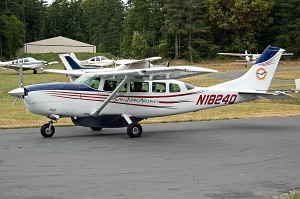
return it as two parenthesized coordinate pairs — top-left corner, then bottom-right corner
(152, 82), (166, 93)
(169, 83), (181, 93)
(130, 82), (149, 92)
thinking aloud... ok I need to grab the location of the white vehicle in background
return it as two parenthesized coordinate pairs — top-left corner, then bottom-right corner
(0, 57), (58, 74)
(218, 50), (293, 67)
(70, 53), (115, 67)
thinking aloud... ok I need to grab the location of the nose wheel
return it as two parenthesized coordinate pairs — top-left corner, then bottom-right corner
(40, 122), (55, 138)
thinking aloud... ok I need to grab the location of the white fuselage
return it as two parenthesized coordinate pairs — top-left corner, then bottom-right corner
(23, 79), (255, 119)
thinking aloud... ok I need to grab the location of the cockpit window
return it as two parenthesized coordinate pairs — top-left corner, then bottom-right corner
(74, 73), (101, 90)
(184, 83), (195, 90)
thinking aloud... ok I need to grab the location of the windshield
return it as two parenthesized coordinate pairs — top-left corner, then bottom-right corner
(74, 73), (101, 89)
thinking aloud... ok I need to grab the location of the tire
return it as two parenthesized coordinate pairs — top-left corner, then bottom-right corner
(40, 123), (55, 138)
(127, 123), (143, 138)
(90, 127), (102, 131)
(33, 69), (37, 74)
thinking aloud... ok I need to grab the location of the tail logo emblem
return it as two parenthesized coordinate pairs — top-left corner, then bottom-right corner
(256, 68), (267, 80)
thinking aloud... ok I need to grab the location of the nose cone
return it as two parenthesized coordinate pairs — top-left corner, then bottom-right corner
(8, 87), (24, 98)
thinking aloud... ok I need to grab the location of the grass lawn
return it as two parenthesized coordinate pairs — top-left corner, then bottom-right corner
(0, 58), (299, 129)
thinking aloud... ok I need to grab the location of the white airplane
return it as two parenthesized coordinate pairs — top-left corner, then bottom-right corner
(70, 53), (115, 67)
(9, 46), (291, 138)
(45, 54), (163, 81)
(218, 50), (293, 66)
(0, 57), (58, 74)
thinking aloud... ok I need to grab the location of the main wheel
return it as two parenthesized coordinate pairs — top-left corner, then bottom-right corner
(33, 69), (37, 74)
(127, 123), (143, 138)
(40, 123), (55, 138)
(90, 127), (102, 131)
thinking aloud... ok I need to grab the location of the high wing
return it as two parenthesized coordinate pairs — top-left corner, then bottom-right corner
(217, 52), (259, 57)
(114, 57), (161, 65)
(46, 65), (217, 79)
(94, 66), (217, 80)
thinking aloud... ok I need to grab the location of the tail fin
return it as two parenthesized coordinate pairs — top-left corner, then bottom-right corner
(211, 46), (285, 91)
(59, 54), (82, 70)
(69, 53), (78, 61)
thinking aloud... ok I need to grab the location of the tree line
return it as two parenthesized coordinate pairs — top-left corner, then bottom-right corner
(0, 0), (299, 60)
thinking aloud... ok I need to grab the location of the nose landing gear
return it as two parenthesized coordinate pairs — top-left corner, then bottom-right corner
(40, 122), (55, 137)
(40, 114), (59, 138)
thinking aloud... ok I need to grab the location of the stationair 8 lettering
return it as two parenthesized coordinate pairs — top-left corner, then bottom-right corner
(196, 94), (237, 105)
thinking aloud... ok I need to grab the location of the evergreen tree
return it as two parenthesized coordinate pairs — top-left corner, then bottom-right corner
(0, 14), (25, 59)
(208, 0), (274, 52)
(130, 31), (150, 59)
(272, 0), (300, 57)
(82, 0), (124, 55)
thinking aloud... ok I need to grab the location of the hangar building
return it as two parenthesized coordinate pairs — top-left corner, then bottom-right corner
(19, 36), (96, 54)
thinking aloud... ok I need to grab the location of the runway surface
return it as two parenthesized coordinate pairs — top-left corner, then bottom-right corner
(1, 116), (300, 199)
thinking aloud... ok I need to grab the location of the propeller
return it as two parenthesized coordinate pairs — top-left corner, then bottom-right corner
(10, 59), (24, 106)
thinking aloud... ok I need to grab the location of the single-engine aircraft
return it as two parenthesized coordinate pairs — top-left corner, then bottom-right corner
(70, 53), (115, 67)
(218, 50), (293, 66)
(0, 57), (58, 74)
(9, 46), (291, 138)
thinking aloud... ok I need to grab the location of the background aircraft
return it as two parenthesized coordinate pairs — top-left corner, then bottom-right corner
(70, 53), (115, 67)
(218, 50), (293, 66)
(9, 46), (291, 138)
(45, 54), (162, 80)
(0, 57), (58, 74)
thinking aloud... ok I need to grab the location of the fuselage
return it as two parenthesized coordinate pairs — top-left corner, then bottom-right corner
(22, 78), (255, 119)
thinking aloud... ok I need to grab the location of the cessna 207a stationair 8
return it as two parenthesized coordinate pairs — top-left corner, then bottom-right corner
(9, 46), (291, 138)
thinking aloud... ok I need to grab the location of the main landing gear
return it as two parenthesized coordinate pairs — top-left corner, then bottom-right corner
(127, 122), (143, 138)
(123, 114), (143, 138)
(40, 114), (59, 138)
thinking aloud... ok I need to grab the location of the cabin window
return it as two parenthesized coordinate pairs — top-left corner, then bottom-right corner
(117, 82), (127, 92)
(104, 80), (117, 91)
(91, 58), (95, 61)
(23, 59), (29, 62)
(96, 57), (100, 61)
(169, 83), (181, 93)
(104, 80), (127, 92)
(130, 82), (149, 92)
(152, 82), (166, 93)
(184, 83), (195, 90)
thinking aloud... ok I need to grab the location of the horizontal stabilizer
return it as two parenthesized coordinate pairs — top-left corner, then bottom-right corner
(239, 91), (293, 99)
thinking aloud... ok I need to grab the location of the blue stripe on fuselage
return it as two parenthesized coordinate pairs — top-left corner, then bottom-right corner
(255, 46), (280, 64)
(25, 83), (96, 92)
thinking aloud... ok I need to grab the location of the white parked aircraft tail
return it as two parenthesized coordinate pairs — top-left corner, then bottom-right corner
(59, 54), (84, 70)
(212, 46), (285, 91)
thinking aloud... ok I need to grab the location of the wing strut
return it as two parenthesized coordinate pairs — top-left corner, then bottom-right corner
(90, 76), (130, 117)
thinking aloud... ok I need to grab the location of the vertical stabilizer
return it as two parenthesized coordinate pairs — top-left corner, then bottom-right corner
(211, 46), (285, 91)
(59, 54), (83, 70)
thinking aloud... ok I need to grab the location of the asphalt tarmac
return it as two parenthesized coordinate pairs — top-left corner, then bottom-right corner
(0, 116), (300, 199)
